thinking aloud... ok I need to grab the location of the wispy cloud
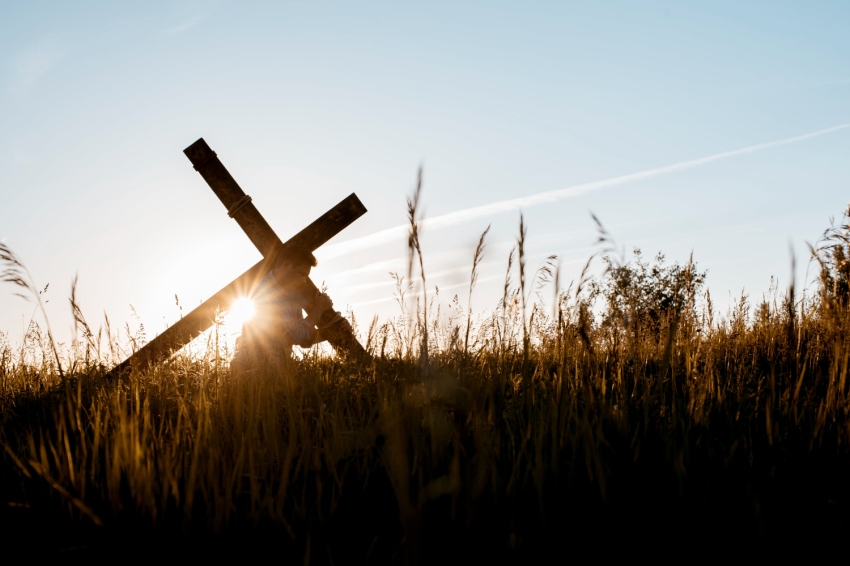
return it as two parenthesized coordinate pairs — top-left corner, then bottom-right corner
(728, 78), (850, 94)
(330, 262), (502, 296)
(166, 16), (204, 34)
(814, 79), (850, 88)
(320, 123), (850, 260)
(337, 252), (589, 307)
(349, 276), (503, 308)
(8, 41), (63, 96)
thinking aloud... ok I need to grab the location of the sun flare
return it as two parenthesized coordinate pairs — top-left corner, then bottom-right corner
(227, 297), (256, 330)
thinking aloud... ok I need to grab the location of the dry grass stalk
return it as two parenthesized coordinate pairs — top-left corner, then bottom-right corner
(2, 204), (850, 559)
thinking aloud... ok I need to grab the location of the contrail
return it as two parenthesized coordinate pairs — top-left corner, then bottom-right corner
(349, 275), (503, 308)
(319, 123), (850, 260)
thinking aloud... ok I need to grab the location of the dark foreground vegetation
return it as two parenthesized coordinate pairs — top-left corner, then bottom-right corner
(2, 208), (850, 562)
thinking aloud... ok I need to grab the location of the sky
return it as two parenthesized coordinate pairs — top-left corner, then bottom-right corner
(1, 0), (849, 352)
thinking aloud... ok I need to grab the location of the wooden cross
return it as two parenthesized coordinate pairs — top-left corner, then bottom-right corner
(109, 138), (368, 377)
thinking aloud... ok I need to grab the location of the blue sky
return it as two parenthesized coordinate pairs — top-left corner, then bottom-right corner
(1, 1), (849, 348)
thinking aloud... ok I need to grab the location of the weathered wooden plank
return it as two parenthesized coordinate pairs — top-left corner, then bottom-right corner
(281, 193), (368, 252)
(107, 258), (268, 378)
(184, 138), (369, 358)
(108, 140), (370, 377)
(184, 138), (367, 255)
(184, 139), (279, 256)
(107, 192), (369, 378)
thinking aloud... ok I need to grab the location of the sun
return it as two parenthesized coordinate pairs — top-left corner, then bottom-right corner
(226, 296), (256, 330)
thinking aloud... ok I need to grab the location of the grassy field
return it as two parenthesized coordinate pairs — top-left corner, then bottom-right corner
(2, 207), (850, 562)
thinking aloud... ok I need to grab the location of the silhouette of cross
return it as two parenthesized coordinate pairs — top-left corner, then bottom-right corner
(110, 138), (367, 376)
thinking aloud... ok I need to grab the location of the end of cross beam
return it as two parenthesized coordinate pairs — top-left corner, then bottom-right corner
(184, 138), (217, 171)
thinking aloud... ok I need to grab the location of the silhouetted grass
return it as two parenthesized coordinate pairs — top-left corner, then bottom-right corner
(2, 203), (850, 562)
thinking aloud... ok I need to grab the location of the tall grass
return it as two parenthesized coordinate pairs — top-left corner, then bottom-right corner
(2, 203), (850, 561)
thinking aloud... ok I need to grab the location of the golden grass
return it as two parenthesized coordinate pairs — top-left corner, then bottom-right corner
(2, 208), (850, 561)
